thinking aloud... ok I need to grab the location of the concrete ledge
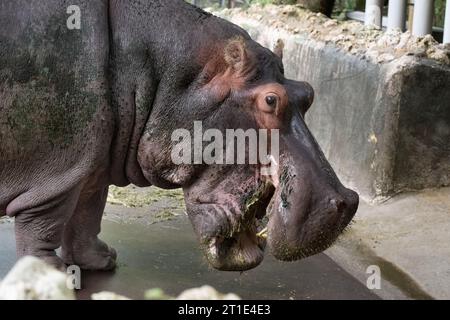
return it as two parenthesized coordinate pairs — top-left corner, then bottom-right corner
(213, 5), (450, 201)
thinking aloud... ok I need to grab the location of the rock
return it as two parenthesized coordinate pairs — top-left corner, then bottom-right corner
(323, 20), (337, 28)
(395, 31), (413, 50)
(427, 48), (450, 64)
(376, 53), (395, 63)
(407, 48), (427, 58)
(91, 291), (131, 300)
(420, 34), (439, 47)
(0, 256), (75, 300)
(377, 31), (401, 48)
(176, 285), (241, 300)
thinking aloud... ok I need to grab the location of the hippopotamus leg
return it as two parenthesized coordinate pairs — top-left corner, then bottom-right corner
(62, 186), (116, 271)
(14, 185), (83, 270)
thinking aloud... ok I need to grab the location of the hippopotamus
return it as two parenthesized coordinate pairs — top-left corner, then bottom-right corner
(0, 0), (358, 271)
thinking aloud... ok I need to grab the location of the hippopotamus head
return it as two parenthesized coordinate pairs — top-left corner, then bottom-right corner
(137, 36), (358, 271)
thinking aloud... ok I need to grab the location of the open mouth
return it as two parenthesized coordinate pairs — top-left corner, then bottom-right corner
(204, 181), (276, 271)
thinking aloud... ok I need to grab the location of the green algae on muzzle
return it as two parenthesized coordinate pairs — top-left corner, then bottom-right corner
(242, 181), (275, 236)
(243, 181), (275, 217)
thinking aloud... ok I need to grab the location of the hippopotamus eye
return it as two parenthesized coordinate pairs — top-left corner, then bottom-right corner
(265, 95), (277, 108)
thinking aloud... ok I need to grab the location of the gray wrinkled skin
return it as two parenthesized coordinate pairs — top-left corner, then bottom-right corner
(0, 0), (358, 271)
(1, 0), (115, 269)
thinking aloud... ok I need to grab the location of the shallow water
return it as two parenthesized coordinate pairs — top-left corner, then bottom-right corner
(0, 215), (379, 300)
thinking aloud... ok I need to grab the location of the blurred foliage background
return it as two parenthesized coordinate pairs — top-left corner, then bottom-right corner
(435, 0), (447, 27)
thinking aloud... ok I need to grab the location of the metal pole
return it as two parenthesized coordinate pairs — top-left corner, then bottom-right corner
(444, 0), (450, 44)
(388, 0), (407, 31)
(365, 0), (383, 28)
(412, 0), (435, 36)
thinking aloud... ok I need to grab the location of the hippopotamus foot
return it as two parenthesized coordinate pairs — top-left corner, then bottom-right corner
(62, 186), (116, 271)
(15, 234), (67, 271)
(62, 238), (117, 271)
(14, 187), (82, 271)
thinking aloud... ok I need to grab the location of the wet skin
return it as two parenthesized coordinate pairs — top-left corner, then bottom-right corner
(0, 0), (358, 271)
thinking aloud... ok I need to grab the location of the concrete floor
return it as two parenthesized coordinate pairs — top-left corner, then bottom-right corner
(0, 208), (379, 300)
(326, 187), (450, 300)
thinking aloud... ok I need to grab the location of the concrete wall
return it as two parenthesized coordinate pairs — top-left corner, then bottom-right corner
(216, 11), (450, 201)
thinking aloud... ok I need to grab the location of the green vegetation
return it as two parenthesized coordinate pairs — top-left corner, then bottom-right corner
(106, 186), (185, 225)
(435, 0), (447, 27)
(107, 185), (184, 208)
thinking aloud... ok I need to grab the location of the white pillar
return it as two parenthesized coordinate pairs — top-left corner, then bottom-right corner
(365, 0), (384, 28)
(412, 0), (435, 36)
(388, 0), (407, 31)
(444, 0), (450, 44)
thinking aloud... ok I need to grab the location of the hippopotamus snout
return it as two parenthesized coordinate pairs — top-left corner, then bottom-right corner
(265, 104), (359, 261)
(267, 182), (358, 261)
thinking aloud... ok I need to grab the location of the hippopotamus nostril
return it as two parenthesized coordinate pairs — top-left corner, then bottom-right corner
(329, 198), (346, 214)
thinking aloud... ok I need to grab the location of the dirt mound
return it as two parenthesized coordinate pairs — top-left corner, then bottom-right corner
(213, 4), (450, 65)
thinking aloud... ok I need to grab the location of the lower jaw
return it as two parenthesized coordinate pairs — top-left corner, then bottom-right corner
(205, 235), (266, 271)
(206, 250), (264, 271)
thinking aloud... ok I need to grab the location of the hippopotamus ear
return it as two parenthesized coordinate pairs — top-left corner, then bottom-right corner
(200, 37), (250, 103)
(273, 39), (284, 60)
(224, 37), (248, 72)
